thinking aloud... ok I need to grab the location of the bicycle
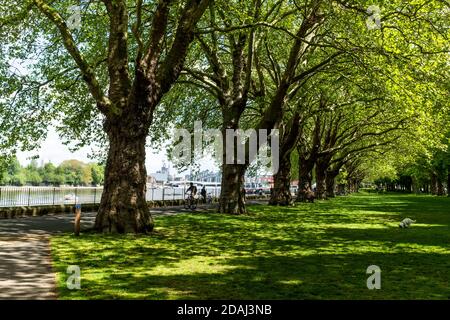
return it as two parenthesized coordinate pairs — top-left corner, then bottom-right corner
(206, 193), (213, 204)
(184, 193), (198, 210)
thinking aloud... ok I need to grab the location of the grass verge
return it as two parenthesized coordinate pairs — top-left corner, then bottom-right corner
(51, 192), (450, 299)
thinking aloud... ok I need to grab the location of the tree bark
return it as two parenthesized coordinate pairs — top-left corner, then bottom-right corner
(295, 117), (320, 203)
(315, 166), (327, 199)
(94, 118), (153, 233)
(411, 176), (419, 194)
(325, 170), (339, 198)
(437, 178), (445, 196)
(348, 179), (356, 193)
(406, 176), (412, 193)
(269, 113), (300, 206)
(219, 163), (247, 214)
(315, 157), (330, 200)
(296, 154), (315, 202)
(218, 109), (248, 214)
(354, 180), (361, 192)
(430, 173), (438, 195)
(447, 167), (450, 197)
(269, 154), (293, 206)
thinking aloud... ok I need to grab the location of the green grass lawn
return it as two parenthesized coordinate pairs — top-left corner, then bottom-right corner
(50, 192), (450, 299)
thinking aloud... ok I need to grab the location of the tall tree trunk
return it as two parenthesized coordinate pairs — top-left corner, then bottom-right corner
(325, 170), (339, 198)
(315, 167), (326, 199)
(348, 179), (357, 193)
(296, 156), (314, 202)
(437, 178), (444, 196)
(325, 176), (334, 198)
(406, 176), (412, 193)
(269, 113), (300, 206)
(356, 180), (361, 192)
(94, 119), (153, 233)
(219, 163), (247, 214)
(269, 154), (293, 206)
(295, 149), (315, 202)
(430, 173), (438, 195)
(412, 176), (419, 194)
(218, 112), (248, 214)
(315, 159), (328, 200)
(447, 166), (450, 197)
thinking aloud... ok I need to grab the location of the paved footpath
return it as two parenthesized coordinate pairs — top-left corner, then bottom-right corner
(0, 205), (221, 300)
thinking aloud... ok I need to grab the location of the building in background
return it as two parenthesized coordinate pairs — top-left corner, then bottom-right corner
(187, 170), (222, 183)
(148, 166), (277, 189)
(148, 163), (170, 187)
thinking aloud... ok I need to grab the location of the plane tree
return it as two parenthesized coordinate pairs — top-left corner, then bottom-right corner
(290, 0), (450, 201)
(259, 0), (449, 205)
(0, 0), (211, 233)
(177, 0), (344, 213)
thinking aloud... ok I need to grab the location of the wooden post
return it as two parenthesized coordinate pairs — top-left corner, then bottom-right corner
(74, 203), (81, 236)
(28, 187), (31, 206)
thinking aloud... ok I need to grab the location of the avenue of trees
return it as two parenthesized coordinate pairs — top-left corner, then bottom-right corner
(1, 0), (449, 233)
(371, 132), (450, 196)
(0, 157), (105, 186)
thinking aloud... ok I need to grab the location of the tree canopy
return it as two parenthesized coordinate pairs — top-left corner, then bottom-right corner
(1, 0), (449, 232)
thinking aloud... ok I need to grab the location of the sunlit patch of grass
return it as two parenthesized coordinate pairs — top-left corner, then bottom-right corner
(51, 192), (450, 299)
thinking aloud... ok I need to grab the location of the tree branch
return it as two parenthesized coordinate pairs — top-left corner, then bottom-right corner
(102, 0), (132, 107)
(32, 0), (111, 114)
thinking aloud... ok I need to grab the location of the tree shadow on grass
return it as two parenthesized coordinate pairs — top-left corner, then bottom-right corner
(333, 194), (450, 218)
(53, 214), (450, 300)
(52, 194), (450, 300)
(58, 252), (450, 300)
(323, 225), (450, 249)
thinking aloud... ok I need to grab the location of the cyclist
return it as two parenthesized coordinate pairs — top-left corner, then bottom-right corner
(185, 183), (197, 198)
(185, 183), (198, 209)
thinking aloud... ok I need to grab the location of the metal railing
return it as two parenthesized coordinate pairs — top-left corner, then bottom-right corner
(0, 187), (103, 207)
(0, 186), (224, 207)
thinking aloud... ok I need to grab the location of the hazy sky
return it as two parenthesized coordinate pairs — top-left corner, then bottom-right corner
(16, 126), (217, 176)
